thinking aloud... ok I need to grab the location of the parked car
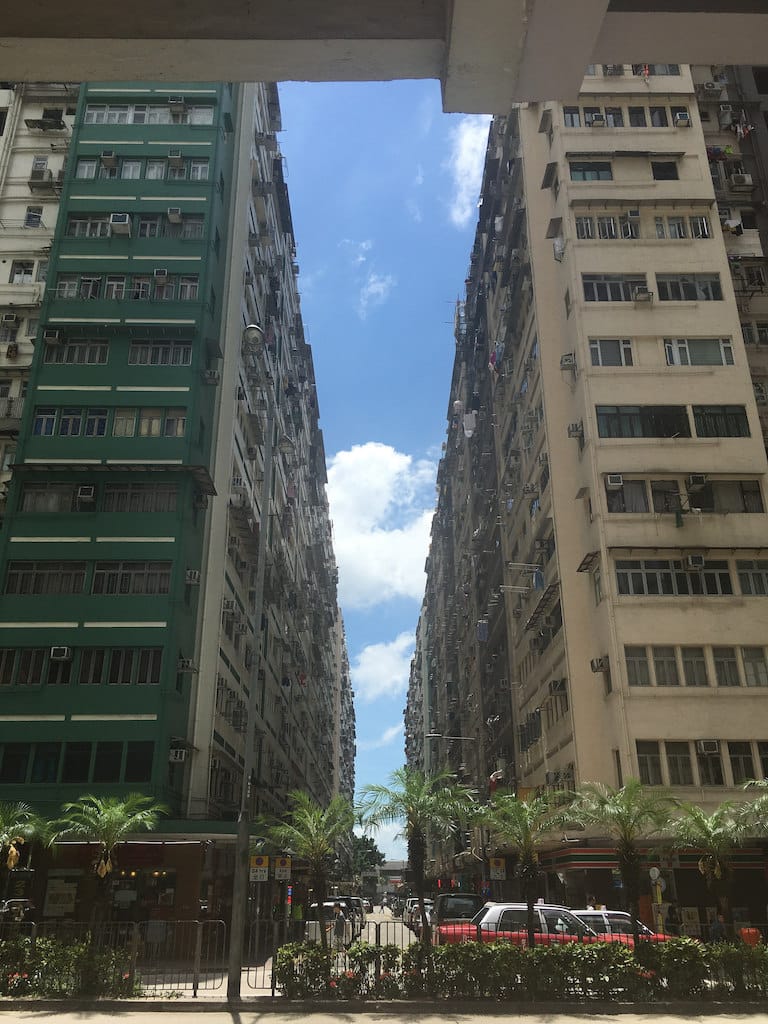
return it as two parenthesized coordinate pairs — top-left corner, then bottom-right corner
(404, 897), (434, 931)
(432, 892), (485, 940)
(305, 902), (353, 945)
(572, 909), (671, 945)
(402, 897), (418, 928)
(435, 901), (604, 946)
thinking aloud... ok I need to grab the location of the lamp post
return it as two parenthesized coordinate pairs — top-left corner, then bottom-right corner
(227, 324), (294, 999)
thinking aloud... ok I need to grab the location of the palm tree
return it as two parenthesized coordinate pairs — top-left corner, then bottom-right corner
(669, 801), (754, 925)
(0, 802), (49, 904)
(481, 791), (565, 947)
(358, 767), (477, 944)
(566, 779), (676, 945)
(262, 790), (354, 950)
(53, 793), (166, 923)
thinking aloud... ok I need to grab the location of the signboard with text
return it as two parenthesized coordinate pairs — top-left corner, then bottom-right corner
(274, 856), (292, 880)
(249, 855), (269, 882)
(489, 857), (506, 880)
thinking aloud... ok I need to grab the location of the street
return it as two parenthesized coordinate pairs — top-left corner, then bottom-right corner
(6, 1012), (768, 1024)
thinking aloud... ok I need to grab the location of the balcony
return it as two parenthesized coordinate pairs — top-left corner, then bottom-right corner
(28, 168), (64, 194)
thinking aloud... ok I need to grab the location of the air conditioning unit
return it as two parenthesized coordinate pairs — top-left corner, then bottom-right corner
(696, 739), (720, 755)
(560, 353), (576, 369)
(522, 484), (538, 495)
(674, 112), (692, 127)
(627, 208), (641, 219)
(687, 554), (706, 570)
(222, 599), (236, 614)
(590, 115), (606, 127)
(168, 748), (187, 763)
(185, 569), (201, 585)
(177, 658), (195, 672)
(538, 452), (548, 466)
(590, 656), (609, 673)
(43, 328), (61, 343)
(687, 473), (707, 491)
(168, 96), (186, 110)
(633, 286), (653, 302)
(231, 475), (245, 489)
(606, 473), (624, 490)
(109, 213), (131, 235)
(567, 422), (583, 438)
(50, 646), (72, 662)
(2, 313), (18, 326)
(236, 622), (248, 635)
(246, 445), (259, 459)
(553, 238), (566, 262)
(154, 268), (168, 279)
(100, 150), (117, 168)
(704, 81), (722, 93)
(203, 369), (220, 384)
(167, 207), (183, 223)
(168, 148), (184, 166)
(730, 173), (753, 188)
(77, 485), (95, 502)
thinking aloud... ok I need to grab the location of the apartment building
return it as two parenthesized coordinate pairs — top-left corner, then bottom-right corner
(409, 63), (768, 912)
(0, 83), (75, 502)
(0, 81), (353, 916)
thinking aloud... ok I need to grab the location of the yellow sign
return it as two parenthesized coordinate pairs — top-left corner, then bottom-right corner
(275, 856), (292, 880)
(249, 855), (269, 882)
(489, 856), (506, 880)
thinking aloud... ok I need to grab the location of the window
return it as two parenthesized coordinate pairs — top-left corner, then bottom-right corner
(605, 107), (624, 128)
(137, 648), (162, 684)
(742, 647), (768, 687)
(637, 741), (662, 785)
(650, 480), (682, 513)
(619, 214), (639, 239)
(84, 408), (108, 437)
(628, 106), (647, 127)
(692, 480), (763, 514)
(145, 159), (166, 180)
(24, 206), (42, 228)
(649, 106), (669, 128)
(79, 648), (105, 685)
(62, 741), (91, 783)
(714, 647), (740, 687)
(666, 742), (694, 785)
(738, 559), (768, 595)
(33, 406), (56, 436)
(120, 159), (141, 179)
(113, 408), (136, 437)
(58, 407), (82, 437)
(91, 561), (171, 595)
(102, 482), (178, 513)
(47, 655), (71, 686)
(583, 106), (602, 126)
(108, 648), (135, 685)
(178, 275), (199, 300)
(759, 741), (768, 779)
(0, 744), (30, 783)
(0, 650), (15, 686)
(583, 274), (647, 302)
(20, 483), (77, 513)
(596, 406), (690, 438)
(55, 273), (78, 298)
(137, 216), (161, 238)
(653, 646), (679, 686)
(625, 646), (651, 686)
(575, 216), (594, 239)
(570, 161), (612, 181)
(128, 342), (192, 366)
(32, 743), (61, 783)
(597, 215), (617, 239)
(682, 647), (709, 687)
(728, 741), (754, 785)
(168, 163), (187, 180)
(693, 405), (749, 438)
(564, 107), (581, 127)
(155, 279), (176, 301)
(697, 745), (724, 786)
(163, 408), (187, 437)
(16, 648), (46, 685)
(5, 561), (86, 595)
(181, 215), (205, 240)
(75, 157), (97, 179)
(606, 478), (648, 513)
(105, 275), (125, 300)
(667, 216), (687, 239)
(590, 338), (633, 366)
(45, 341), (107, 364)
(690, 215), (712, 239)
(138, 408), (162, 436)
(125, 740), (153, 783)
(131, 276), (152, 300)
(93, 741), (122, 783)
(665, 338), (734, 366)
(66, 215), (111, 238)
(10, 261), (34, 284)
(651, 161), (678, 180)
(742, 323), (755, 345)
(79, 276), (102, 300)
(189, 158), (209, 180)
(657, 273), (722, 301)
(615, 559), (732, 597)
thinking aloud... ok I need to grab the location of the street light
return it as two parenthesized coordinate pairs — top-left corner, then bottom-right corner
(227, 323), (288, 999)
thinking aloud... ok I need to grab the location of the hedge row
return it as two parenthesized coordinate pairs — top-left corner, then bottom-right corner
(274, 937), (768, 1002)
(0, 936), (137, 997)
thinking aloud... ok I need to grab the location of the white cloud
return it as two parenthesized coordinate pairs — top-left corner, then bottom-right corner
(357, 271), (396, 319)
(339, 237), (373, 265)
(326, 442), (435, 608)
(358, 721), (404, 751)
(445, 114), (491, 228)
(352, 635), (414, 703)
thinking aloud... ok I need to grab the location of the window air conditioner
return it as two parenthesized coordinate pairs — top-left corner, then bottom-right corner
(168, 748), (187, 763)
(674, 112), (692, 127)
(246, 445), (258, 459)
(704, 82), (722, 93)
(696, 739), (720, 754)
(50, 646), (72, 661)
(177, 658), (195, 672)
(627, 208), (641, 219)
(77, 485), (95, 502)
(185, 569), (201, 585)
(236, 622), (248, 635)
(109, 213), (131, 235)
(553, 238), (566, 262)
(43, 329), (61, 342)
(538, 452), (549, 465)
(168, 148), (184, 166)
(166, 207), (183, 224)
(606, 474), (624, 490)
(100, 150), (117, 167)
(168, 96), (186, 110)
(590, 656), (609, 673)
(559, 353), (576, 369)
(203, 369), (220, 384)
(231, 475), (245, 489)
(154, 268), (168, 279)
(522, 484), (538, 495)
(567, 422), (583, 438)
(632, 286), (653, 302)
(687, 554), (705, 570)
(687, 473), (707, 491)
(2, 314), (18, 325)
(222, 599), (236, 614)
(730, 173), (753, 188)
(590, 115), (606, 127)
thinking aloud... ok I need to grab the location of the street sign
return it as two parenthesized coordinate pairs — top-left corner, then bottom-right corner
(274, 856), (292, 880)
(249, 855), (269, 882)
(489, 856), (506, 880)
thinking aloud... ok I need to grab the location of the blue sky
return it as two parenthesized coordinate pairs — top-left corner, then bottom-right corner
(278, 81), (489, 857)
